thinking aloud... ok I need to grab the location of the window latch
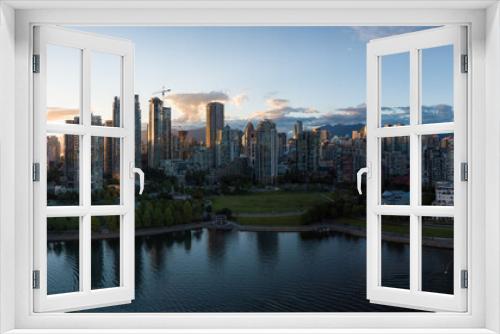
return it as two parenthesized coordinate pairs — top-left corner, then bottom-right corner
(356, 162), (371, 195)
(130, 162), (145, 195)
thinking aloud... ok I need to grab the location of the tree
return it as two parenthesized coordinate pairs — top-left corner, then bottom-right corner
(163, 206), (174, 226)
(142, 201), (153, 227)
(182, 201), (193, 224)
(152, 203), (163, 227)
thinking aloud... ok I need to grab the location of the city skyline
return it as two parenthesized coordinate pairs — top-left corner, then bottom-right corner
(46, 26), (453, 133)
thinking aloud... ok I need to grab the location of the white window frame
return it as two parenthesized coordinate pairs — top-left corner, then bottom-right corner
(0, 1), (498, 333)
(365, 26), (468, 312)
(32, 25), (136, 312)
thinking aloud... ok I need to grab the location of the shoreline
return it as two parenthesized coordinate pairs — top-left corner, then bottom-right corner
(47, 219), (452, 249)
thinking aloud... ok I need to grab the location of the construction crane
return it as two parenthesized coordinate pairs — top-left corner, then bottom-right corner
(152, 86), (171, 99)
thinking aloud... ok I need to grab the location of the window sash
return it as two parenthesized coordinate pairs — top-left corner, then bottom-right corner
(365, 25), (468, 312)
(32, 25), (136, 312)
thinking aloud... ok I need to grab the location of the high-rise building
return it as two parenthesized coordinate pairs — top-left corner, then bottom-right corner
(91, 115), (105, 189)
(103, 120), (114, 177)
(148, 97), (172, 168)
(255, 119), (278, 184)
(293, 130), (319, 173)
(293, 120), (303, 139)
(135, 94), (142, 169)
(277, 132), (287, 158)
(216, 125), (241, 167)
(216, 125), (232, 167)
(242, 122), (256, 167)
(206, 102), (224, 167)
(64, 117), (80, 189)
(230, 129), (242, 160)
(47, 136), (61, 166)
(112, 96), (120, 127)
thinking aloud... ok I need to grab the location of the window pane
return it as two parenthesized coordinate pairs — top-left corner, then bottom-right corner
(47, 217), (80, 295)
(380, 52), (410, 127)
(46, 45), (81, 124)
(91, 216), (120, 290)
(421, 217), (454, 294)
(421, 134), (454, 206)
(421, 45), (454, 124)
(91, 52), (121, 127)
(381, 136), (410, 205)
(381, 215), (410, 289)
(91, 137), (120, 205)
(47, 134), (80, 206)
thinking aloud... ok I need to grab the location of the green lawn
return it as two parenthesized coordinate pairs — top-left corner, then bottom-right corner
(235, 214), (303, 226)
(210, 191), (331, 214)
(335, 217), (453, 238)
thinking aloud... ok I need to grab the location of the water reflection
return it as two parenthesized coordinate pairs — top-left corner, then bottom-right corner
(46, 229), (452, 312)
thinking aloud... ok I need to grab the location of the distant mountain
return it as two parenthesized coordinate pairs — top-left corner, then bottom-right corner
(314, 123), (365, 137)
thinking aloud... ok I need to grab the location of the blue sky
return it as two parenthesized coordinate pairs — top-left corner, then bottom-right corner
(48, 26), (453, 131)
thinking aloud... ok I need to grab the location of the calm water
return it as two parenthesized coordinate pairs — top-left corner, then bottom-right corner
(47, 229), (453, 312)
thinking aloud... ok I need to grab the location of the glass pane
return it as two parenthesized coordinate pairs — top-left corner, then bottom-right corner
(46, 45), (81, 124)
(47, 217), (80, 295)
(91, 136), (120, 205)
(91, 52), (121, 127)
(421, 45), (454, 124)
(91, 216), (120, 290)
(421, 217), (454, 294)
(381, 136), (410, 205)
(47, 134), (80, 206)
(381, 215), (410, 289)
(380, 52), (410, 127)
(421, 133), (454, 206)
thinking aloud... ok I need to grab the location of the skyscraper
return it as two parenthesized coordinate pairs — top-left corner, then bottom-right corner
(103, 120), (114, 177)
(47, 136), (61, 166)
(293, 120), (303, 139)
(64, 117), (80, 190)
(91, 115), (104, 190)
(242, 122), (256, 167)
(135, 94), (142, 169)
(206, 102), (224, 168)
(148, 97), (172, 168)
(112, 96), (120, 127)
(277, 132), (287, 158)
(255, 119), (278, 184)
(293, 130), (320, 173)
(216, 125), (232, 167)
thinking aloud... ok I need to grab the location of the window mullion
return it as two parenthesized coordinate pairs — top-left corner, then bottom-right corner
(81, 48), (92, 293)
(409, 48), (421, 293)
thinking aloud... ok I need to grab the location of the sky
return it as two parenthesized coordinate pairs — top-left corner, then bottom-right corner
(47, 26), (453, 132)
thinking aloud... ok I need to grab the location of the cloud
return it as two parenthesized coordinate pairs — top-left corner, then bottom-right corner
(422, 104), (453, 123)
(320, 103), (367, 125)
(350, 26), (430, 42)
(251, 98), (319, 120)
(166, 91), (247, 123)
(232, 94), (248, 107)
(47, 107), (79, 122)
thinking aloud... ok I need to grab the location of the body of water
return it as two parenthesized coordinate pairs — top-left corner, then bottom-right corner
(47, 229), (453, 312)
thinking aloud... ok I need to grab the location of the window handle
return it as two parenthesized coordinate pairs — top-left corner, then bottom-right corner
(356, 163), (371, 195)
(130, 162), (145, 195)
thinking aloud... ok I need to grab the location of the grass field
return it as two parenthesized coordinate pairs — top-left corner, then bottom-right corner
(235, 215), (303, 226)
(210, 191), (331, 214)
(335, 217), (453, 238)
